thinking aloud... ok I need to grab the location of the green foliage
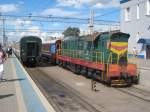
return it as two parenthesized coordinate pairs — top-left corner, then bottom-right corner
(63, 27), (80, 37)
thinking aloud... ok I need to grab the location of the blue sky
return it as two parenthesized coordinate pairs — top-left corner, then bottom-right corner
(0, 0), (121, 41)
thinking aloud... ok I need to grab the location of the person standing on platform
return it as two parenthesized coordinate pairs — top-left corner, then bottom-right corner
(0, 45), (7, 81)
(7, 46), (12, 58)
(133, 47), (138, 57)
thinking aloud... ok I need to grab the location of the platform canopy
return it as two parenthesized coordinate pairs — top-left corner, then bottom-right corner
(137, 38), (150, 45)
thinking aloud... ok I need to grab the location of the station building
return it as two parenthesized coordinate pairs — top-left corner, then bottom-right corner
(120, 0), (150, 59)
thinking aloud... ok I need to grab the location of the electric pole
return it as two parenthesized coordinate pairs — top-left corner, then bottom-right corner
(2, 16), (7, 47)
(88, 9), (94, 35)
(3, 18), (5, 46)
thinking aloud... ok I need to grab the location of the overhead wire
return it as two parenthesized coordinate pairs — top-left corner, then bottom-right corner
(0, 14), (119, 23)
(95, 9), (120, 18)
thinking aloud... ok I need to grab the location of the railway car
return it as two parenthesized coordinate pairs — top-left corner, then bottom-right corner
(57, 32), (139, 86)
(12, 42), (20, 57)
(20, 36), (42, 66)
(41, 39), (61, 64)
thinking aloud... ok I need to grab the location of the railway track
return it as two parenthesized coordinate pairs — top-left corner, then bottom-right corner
(25, 64), (150, 112)
(140, 68), (150, 71)
(25, 66), (101, 112)
(116, 87), (150, 102)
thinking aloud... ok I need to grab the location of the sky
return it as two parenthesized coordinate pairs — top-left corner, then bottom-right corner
(0, 0), (121, 42)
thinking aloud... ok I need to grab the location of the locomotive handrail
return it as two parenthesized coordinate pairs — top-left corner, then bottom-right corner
(60, 49), (105, 64)
(95, 52), (104, 63)
(106, 53), (113, 79)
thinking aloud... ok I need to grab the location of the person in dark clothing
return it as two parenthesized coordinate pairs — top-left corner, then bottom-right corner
(7, 46), (12, 58)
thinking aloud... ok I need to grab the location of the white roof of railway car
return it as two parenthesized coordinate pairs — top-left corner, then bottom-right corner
(42, 39), (59, 44)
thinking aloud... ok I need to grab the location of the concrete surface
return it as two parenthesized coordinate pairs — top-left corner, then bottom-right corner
(0, 58), (27, 112)
(39, 66), (150, 112)
(0, 55), (55, 112)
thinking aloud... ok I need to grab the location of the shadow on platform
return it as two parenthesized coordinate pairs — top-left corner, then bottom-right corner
(0, 94), (14, 99)
(7, 56), (17, 58)
(0, 78), (25, 82)
(37, 62), (56, 67)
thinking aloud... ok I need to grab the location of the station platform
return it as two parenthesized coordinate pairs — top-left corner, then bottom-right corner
(137, 58), (150, 70)
(129, 57), (150, 70)
(0, 54), (55, 112)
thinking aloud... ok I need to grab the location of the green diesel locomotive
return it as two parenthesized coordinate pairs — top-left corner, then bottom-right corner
(57, 31), (139, 86)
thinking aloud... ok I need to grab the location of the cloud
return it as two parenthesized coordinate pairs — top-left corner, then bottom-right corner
(49, 32), (63, 37)
(53, 23), (60, 26)
(57, 0), (82, 8)
(41, 8), (79, 17)
(15, 19), (32, 26)
(7, 26), (49, 42)
(28, 26), (40, 32)
(93, 0), (120, 8)
(0, 4), (18, 13)
(7, 32), (16, 37)
(7, 19), (32, 27)
(57, 0), (120, 8)
(27, 26), (50, 41)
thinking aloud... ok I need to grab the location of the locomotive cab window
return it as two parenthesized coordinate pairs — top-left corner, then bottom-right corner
(111, 33), (129, 42)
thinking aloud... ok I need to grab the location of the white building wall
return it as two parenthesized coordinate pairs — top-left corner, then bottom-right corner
(120, 0), (150, 58)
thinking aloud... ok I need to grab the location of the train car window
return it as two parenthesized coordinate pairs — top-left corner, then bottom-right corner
(78, 41), (84, 50)
(83, 42), (87, 50)
(87, 41), (93, 50)
(57, 44), (59, 49)
(62, 41), (67, 49)
(50, 44), (56, 54)
(47, 44), (49, 51)
(94, 39), (98, 48)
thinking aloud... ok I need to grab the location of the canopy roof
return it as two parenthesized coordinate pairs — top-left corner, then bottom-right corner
(137, 38), (150, 45)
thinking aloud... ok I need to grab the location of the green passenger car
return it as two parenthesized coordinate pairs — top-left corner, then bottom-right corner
(20, 36), (42, 66)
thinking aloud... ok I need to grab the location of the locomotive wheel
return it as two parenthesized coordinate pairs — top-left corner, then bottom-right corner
(58, 60), (62, 66)
(22, 61), (27, 66)
(75, 65), (81, 75)
(32, 61), (36, 67)
(133, 75), (140, 85)
(87, 69), (93, 78)
(62, 61), (67, 68)
(106, 80), (111, 87)
(70, 63), (76, 73)
(80, 67), (87, 76)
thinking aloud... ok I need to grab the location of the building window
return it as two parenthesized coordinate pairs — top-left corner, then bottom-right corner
(147, 0), (150, 15)
(136, 32), (140, 42)
(137, 4), (140, 19)
(125, 7), (131, 21)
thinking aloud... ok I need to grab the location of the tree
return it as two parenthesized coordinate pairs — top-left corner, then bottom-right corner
(63, 27), (80, 37)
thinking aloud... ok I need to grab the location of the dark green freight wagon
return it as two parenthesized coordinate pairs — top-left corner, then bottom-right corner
(20, 36), (42, 66)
